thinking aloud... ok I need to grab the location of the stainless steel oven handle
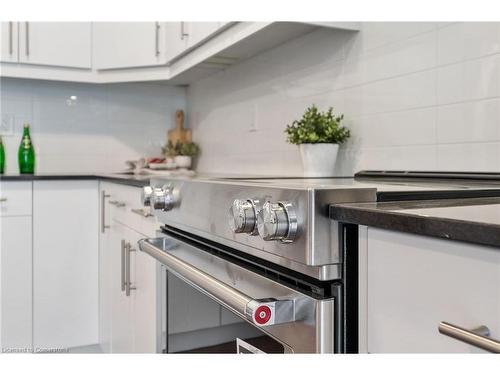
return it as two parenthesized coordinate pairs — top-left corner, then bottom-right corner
(138, 238), (294, 327)
(438, 321), (500, 353)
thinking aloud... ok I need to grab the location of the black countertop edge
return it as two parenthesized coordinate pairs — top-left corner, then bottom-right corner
(97, 175), (151, 187)
(0, 174), (151, 188)
(330, 204), (500, 249)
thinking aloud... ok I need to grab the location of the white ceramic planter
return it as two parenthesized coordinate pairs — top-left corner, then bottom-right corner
(174, 155), (192, 169)
(299, 143), (339, 177)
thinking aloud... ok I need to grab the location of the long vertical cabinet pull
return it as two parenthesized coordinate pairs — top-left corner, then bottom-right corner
(121, 240), (126, 291)
(8, 21), (13, 55)
(125, 242), (136, 296)
(101, 190), (110, 233)
(180, 22), (188, 40)
(155, 22), (160, 56)
(25, 21), (29, 56)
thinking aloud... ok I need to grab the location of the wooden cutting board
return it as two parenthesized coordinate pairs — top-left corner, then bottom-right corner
(168, 110), (192, 144)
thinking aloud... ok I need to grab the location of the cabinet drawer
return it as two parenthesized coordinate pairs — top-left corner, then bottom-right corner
(364, 228), (500, 353)
(0, 181), (32, 216)
(105, 183), (157, 237)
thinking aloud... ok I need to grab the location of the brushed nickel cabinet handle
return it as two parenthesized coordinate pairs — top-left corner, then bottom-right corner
(0, 197), (7, 202)
(131, 208), (153, 217)
(8, 22), (13, 55)
(25, 21), (29, 56)
(125, 242), (136, 296)
(180, 22), (188, 40)
(109, 200), (126, 207)
(101, 190), (110, 233)
(155, 22), (160, 56)
(439, 321), (500, 353)
(121, 240), (126, 292)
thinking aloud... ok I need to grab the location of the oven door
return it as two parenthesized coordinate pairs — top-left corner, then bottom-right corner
(139, 233), (338, 354)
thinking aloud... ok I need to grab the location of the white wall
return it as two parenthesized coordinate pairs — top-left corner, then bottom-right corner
(0, 78), (186, 174)
(187, 22), (500, 176)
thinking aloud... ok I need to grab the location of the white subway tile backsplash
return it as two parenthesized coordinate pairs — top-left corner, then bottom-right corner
(189, 22), (500, 176)
(437, 23), (500, 66)
(344, 22), (437, 57)
(355, 107), (436, 148)
(361, 145), (438, 170)
(437, 54), (500, 105)
(437, 142), (500, 171)
(344, 69), (436, 116)
(437, 98), (500, 144)
(344, 31), (437, 87)
(0, 78), (186, 174)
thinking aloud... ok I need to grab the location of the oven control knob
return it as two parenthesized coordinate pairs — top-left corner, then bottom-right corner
(150, 186), (178, 211)
(141, 186), (153, 206)
(228, 199), (258, 235)
(257, 201), (298, 243)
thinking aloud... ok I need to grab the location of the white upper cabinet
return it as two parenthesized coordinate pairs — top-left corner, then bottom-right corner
(1, 22), (359, 83)
(93, 22), (226, 70)
(93, 22), (169, 70)
(163, 22), (189, 64)
(0, 22), (18, 63)
(18, 22), (92, 69)
(185, 22), (223, 49)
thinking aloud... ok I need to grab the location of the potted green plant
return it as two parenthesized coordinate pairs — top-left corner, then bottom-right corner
(285, 105), (350, 177)
(162, 140), (177, 162)
(162, 140), (201, 169)
(174, 141), (200, 169)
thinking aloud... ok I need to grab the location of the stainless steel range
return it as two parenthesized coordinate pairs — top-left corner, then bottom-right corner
(137, 172), (500, 354)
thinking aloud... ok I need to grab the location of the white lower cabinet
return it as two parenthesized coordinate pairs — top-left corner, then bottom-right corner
(0, 216), (32, 351)
(360, 227), (500, 353)
(0, 181), (33, 352)
(99, 182), (160, 353)
(33, 180), (99, 349)
(108, 219), (159, 353)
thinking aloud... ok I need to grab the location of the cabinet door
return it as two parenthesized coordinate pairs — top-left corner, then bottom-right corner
(93, 22), (168, 70)
(0, 216), (32, 351)
(98, 185), (113, 353)
(18, 22), (92, 69)
(163, 22), (189, 64)
(33, 180), (99, 349)
(129, 229), (159, 353)
(0, 22), (18, 62)
(109, 220), (134, 353)
(364, 228), (500, 353)
(185, 22), (222, 49)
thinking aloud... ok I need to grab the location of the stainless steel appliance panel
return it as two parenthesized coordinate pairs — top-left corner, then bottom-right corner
(139, 235), (337, 353)
(149, 178), (374, 278)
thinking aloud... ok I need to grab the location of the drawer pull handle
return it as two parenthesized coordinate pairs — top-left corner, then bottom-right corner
(131, 208), (153, 217)
(101, 191), (110, 233)
(439, 321), (500, 353)
(0, 197), (7, 202)
(109, 200), (126, 207)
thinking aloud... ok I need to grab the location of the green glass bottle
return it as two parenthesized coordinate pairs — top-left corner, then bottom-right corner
(18, 124), (35, 174)
(0, 135), (5, 174)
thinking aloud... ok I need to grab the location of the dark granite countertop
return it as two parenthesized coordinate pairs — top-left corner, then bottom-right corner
(331, 197), (500, 248)
(0, 173), (151, 187)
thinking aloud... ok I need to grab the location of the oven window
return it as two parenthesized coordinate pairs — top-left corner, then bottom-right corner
(166, 272), (285, 354)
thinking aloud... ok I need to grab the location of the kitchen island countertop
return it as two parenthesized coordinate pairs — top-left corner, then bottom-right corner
(330, 197), (500, 248)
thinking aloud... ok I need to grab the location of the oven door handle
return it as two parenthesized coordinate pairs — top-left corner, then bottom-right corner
(138, 237), (295, 327)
